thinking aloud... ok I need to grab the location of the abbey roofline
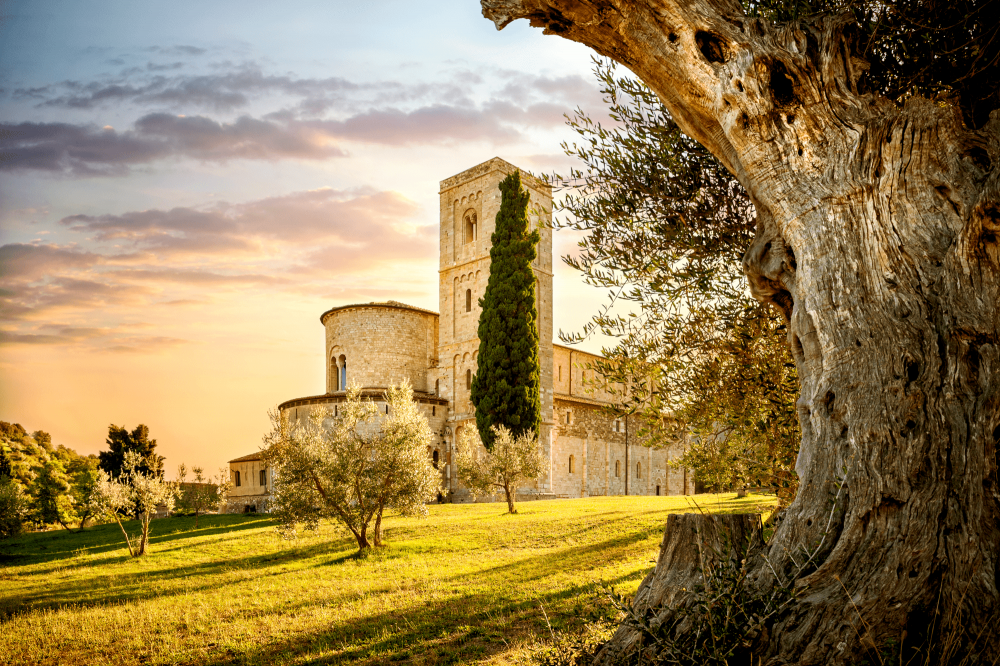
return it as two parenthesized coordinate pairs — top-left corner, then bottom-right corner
(439, 156), (551, 194)
(319, 301), (440, 325)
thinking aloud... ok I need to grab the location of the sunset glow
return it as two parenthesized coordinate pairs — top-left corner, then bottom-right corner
(0, 0), (612, 475)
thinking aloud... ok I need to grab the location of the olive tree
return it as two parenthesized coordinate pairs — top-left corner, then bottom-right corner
(264, 381), (440, 550)
(176, 464), (232, 528)
(457, 425), (547, 513)
(90, 450), (178, 557)
(482, 0), (1000, 661)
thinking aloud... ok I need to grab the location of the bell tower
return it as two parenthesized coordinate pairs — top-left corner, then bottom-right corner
(435, 157), (554, 493)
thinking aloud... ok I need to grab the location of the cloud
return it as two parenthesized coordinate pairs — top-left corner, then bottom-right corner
(0, 243), (102, 281)
(0, 114), (348, 175)
(60, 187), (427, 253)
(0, 186), (435, 344)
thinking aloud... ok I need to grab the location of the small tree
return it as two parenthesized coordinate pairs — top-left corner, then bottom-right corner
(457, 425), (547, 514)
(176, 464), (231, 528)
(90, 451), (177, 557)
(29, 458), (76, 530)
(70, 466), (101, 530)
(0, 475), (28, 538)
(264, 381), (439, 550)
(470, 169), (542, 450)
(99, 424), (164, 480)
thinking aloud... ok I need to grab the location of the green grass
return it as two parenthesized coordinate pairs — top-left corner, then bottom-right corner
(0, 493), (776, 665)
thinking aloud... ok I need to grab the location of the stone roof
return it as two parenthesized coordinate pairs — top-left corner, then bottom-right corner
(439, 156), (551, 194)
(319, 300), (439, 325)
(229, 452), (264, 463)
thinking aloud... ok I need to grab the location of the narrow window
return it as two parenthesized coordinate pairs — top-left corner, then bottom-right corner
(637, 462), (642, 479)
(558, 366), (561, 381)
(656, 485), (660, 496)
(466, 369), (472, 390)
(385, 404), (389, 414)
(435, 379), (440, 395)
(569, 455), (575, 474)
(432, 405), (436, 416)
(335, 405), (338, 417)
(432, 450), (439, 469)
(565, 411), (571, 425)
(234, 470), (241, 487)
(615, 461), (620, 477)
(339, 355), (347, 390)
(464, 211), (477, 244)
(465, 289), (472, 312)
(259, 469), (266, 487)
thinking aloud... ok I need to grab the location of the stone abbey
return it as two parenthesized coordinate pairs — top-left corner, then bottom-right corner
(226, 158), (692, 510)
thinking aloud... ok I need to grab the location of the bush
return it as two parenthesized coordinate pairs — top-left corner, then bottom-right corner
(0, 476), (29, 538)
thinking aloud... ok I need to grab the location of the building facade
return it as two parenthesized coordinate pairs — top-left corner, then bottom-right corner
(230, 158), (692, 508)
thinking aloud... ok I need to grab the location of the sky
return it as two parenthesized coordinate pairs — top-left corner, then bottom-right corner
(0, 0), (621, 476)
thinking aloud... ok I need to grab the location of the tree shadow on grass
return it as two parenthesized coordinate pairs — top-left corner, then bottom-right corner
(0, 514), (275, 574)
(216, 560), (651, 666)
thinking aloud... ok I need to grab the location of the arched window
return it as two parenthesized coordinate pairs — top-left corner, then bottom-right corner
(466, 289), (472, 312)
(637, 462), (642, 479)
(464, 210), (477, 244)
(234, 470), (241, 487)
(615, 460), (621, 477)
(338, 355), (347, 390)
(432, 450), (440, 469)
(568, 455), (575, 473)
(656, 485), (661, 496)
(466, 369), (472, 390)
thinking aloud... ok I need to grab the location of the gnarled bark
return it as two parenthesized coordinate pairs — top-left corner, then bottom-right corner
(596, 513), (764, 663)
(482, 0), (1000, 662)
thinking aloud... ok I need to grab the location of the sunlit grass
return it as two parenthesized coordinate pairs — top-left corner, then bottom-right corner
(0, 493), (776, 665)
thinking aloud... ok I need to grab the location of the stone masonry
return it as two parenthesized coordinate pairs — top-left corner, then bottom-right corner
(229, 157), (693, 510)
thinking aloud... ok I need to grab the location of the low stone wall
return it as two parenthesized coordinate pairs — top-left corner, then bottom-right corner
(223, 494), (272, 514)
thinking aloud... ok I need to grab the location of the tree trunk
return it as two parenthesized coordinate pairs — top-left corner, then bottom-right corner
(137, 517), (149, 557)
(596, 513), (763, 663)
(481, 1), (1000, 662)
(356, 524), (371, 550)
(504, 484), (517, 513)
(372, 512), (384, 547)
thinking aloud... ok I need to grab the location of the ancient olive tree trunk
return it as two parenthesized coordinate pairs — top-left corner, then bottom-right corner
(482, 0), (1000, 662)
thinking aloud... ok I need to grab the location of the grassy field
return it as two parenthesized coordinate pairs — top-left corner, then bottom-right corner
(0, 494), (776, 665)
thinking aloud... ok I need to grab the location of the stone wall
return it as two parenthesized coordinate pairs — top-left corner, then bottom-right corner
(549, 398), (694, 497)
(321, 302), (438, 394)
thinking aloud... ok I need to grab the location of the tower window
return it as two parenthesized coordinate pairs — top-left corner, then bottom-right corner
(466, 289), (472, 312)
(637, 462), (642, 479)
(615, 461), (620, 477)
(466, 369), (472, 390)
(464, 210), (477, 244)
(435, 379), (440, 395)
(568, 455), (574, 474)
(432, 406), (436, 416)
(565, 411), (572, 425)
(337, 355), (347, 391)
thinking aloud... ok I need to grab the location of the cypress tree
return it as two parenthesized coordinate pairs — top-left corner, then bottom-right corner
(471, 170), (541, 450)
